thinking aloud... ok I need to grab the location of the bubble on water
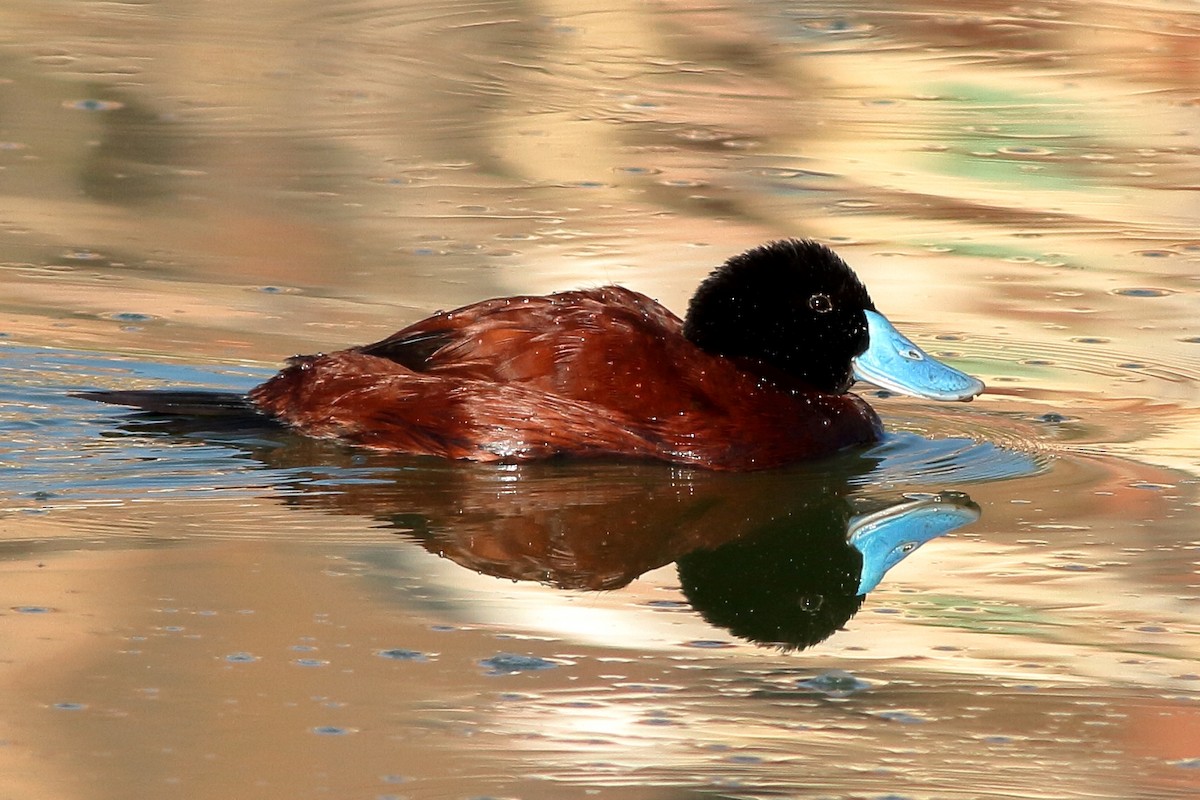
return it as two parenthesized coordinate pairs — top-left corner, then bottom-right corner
(63, 249), (103, 260)
(726, 754), (764, 764)
(479, 653), (561, 675)
(64, 98), (124, 112)
(681, 639), (735, 649)
(104, 312), (157, 322)
(803, 17), (875, 35)
(12, 605), (54, 614)
(376, 648), (428, 662)
(311, 725), (357, 736)
(498, 692), (532, 702)
(875, 710), (929, 724)
(1111, 287), (1173, 297)
(797, 670), (872, 697)
(53, 702), (87, 711)
(997, 145), (1053, 156)
(225, 652), (258, 663)
(645, 599), (690, 609)
(639, 715), (681, 727)
(1033, 412), (1074, 424)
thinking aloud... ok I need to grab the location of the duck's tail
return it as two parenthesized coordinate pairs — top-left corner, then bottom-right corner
(72, 389), (264, 419)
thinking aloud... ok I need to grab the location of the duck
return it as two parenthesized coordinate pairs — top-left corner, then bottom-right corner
(77, 239), (984, 470)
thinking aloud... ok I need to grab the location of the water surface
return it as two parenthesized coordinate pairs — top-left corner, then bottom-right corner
(2, 2), (1199, 798)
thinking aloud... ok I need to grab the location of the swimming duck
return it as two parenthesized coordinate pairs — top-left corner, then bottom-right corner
(78, 239), (984, 470)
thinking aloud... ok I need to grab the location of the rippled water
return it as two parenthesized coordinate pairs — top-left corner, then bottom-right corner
(2, 2), (1199, 799)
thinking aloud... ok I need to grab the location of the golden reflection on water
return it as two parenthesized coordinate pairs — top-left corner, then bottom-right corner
(2, 0), (1200, 798)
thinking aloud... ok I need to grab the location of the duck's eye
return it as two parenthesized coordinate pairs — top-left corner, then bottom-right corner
(809, 293), (834, 313)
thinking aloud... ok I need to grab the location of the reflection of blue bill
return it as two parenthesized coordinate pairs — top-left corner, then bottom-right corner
(849, 492), (980, 595)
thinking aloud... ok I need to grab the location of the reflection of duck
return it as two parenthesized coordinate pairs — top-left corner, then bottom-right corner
(78, 240), (983, 470)
(359, 467), (977, 650)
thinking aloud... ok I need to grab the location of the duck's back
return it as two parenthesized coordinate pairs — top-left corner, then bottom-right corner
(358, 287), (692, 405)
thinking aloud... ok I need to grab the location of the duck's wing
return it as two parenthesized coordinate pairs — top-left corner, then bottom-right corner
(357, 328), (455, 372)
(356, 287), (687, 386)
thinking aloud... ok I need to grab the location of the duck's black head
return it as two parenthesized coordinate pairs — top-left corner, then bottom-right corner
(683, 239), (986, 401)
(683, 239), (875, 394)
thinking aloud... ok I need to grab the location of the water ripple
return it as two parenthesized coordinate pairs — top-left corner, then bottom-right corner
(855, 430), (1047, 489)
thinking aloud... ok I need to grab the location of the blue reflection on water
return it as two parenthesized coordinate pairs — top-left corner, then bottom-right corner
(1, 345), (271, 505)
(856, 431), (1045, 488)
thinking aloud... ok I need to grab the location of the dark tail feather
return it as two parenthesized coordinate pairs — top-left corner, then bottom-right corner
(72, 389), (263, 419)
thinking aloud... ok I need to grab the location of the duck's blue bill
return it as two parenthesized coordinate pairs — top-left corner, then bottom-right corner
(852, 310), (985, 401)
(849, 492), (981, 595)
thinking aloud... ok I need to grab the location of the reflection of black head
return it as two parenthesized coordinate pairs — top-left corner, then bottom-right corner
(675, 497), (864, 651)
